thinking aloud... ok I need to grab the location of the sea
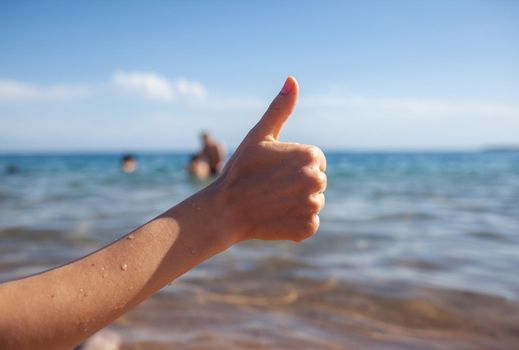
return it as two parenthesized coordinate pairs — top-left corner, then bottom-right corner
(1, 151), (518, 349)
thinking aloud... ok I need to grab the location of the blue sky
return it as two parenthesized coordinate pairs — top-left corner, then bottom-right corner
(1, 0), (518, 151)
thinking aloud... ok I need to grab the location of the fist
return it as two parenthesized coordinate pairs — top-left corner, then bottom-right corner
(213, 77), (327, 242)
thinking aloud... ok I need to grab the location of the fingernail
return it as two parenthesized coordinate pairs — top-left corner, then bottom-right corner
(279, 78), (292, 96)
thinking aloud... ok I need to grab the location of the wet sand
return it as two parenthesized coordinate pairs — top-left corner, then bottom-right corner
(106, 260), (519, 349)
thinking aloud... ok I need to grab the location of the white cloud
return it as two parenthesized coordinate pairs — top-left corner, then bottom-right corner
(0, 72), (209, 103)
(174, 78), (208, 101)
(0, 79), (90, 101)
(111, 71), (174, 100)
(111, 71), (207, 102)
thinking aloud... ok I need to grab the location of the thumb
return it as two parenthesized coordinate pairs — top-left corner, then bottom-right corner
(252, 76), (299, 140)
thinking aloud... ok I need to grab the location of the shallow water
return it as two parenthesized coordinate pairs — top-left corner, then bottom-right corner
(1, 152), (518, 349)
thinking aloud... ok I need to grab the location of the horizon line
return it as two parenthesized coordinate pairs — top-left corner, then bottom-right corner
(1, 145), (518, 155)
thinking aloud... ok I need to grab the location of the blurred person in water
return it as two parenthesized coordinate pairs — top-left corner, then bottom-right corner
(186, 153), (211, 180)
(200, 131), (225, 175)
(121, 154), (138, 173)
(4, 164), (19, 175)
(0, 77), (327, 350)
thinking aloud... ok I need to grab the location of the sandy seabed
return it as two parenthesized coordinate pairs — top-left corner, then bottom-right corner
(102, 271), (519, 350)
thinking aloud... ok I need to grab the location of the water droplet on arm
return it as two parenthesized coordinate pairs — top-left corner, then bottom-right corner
(126, 234), (135, 240)
(120, 263), (128, 271)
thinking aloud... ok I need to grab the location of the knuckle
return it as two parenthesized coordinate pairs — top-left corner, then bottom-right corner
(311, 214), (320, 230)
(307, 146), (320, 161)
(293, 230), (310, 243)
(301, 167), (327, 192)
(316, 193), (326, 211)
(306, 193), (324, 213)
(305, 198), (319, 213)
(309, 146), (325, 164)
(314, 171), (327, 191)
(299, 146), (319, 163)
(300, 165), (315, 180)
(320, 154), (327, 172)
(296, 215), (319, 241)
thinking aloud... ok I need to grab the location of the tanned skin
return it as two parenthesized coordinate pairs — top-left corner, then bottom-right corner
(0, 77), (327, 350)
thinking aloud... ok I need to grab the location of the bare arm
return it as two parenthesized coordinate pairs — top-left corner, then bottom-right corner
(0, 186), (233, 349)
(0, 77), (327, 350)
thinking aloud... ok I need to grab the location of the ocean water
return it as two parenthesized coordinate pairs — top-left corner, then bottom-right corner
(1, 152), (518, 349)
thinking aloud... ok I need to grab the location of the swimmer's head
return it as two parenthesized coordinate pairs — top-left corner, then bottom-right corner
(5, 165), (18, 175)
(121, 154), (137, 173)
(200, 131), (210, 145)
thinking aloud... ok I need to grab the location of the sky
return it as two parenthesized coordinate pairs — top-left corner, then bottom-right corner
(1, 0), (518, 152)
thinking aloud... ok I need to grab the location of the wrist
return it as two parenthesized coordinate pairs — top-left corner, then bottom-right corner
(165, 181), (241, 249)
(201, 180), (243, 246)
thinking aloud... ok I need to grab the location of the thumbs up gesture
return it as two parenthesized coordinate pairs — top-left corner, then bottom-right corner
(212, 77), (327, 242)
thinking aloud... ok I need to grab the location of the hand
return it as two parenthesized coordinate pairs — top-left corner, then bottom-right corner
(211, 76), (327, 242)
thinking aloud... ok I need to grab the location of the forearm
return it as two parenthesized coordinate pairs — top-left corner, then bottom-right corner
(0, 184), (234, 350)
